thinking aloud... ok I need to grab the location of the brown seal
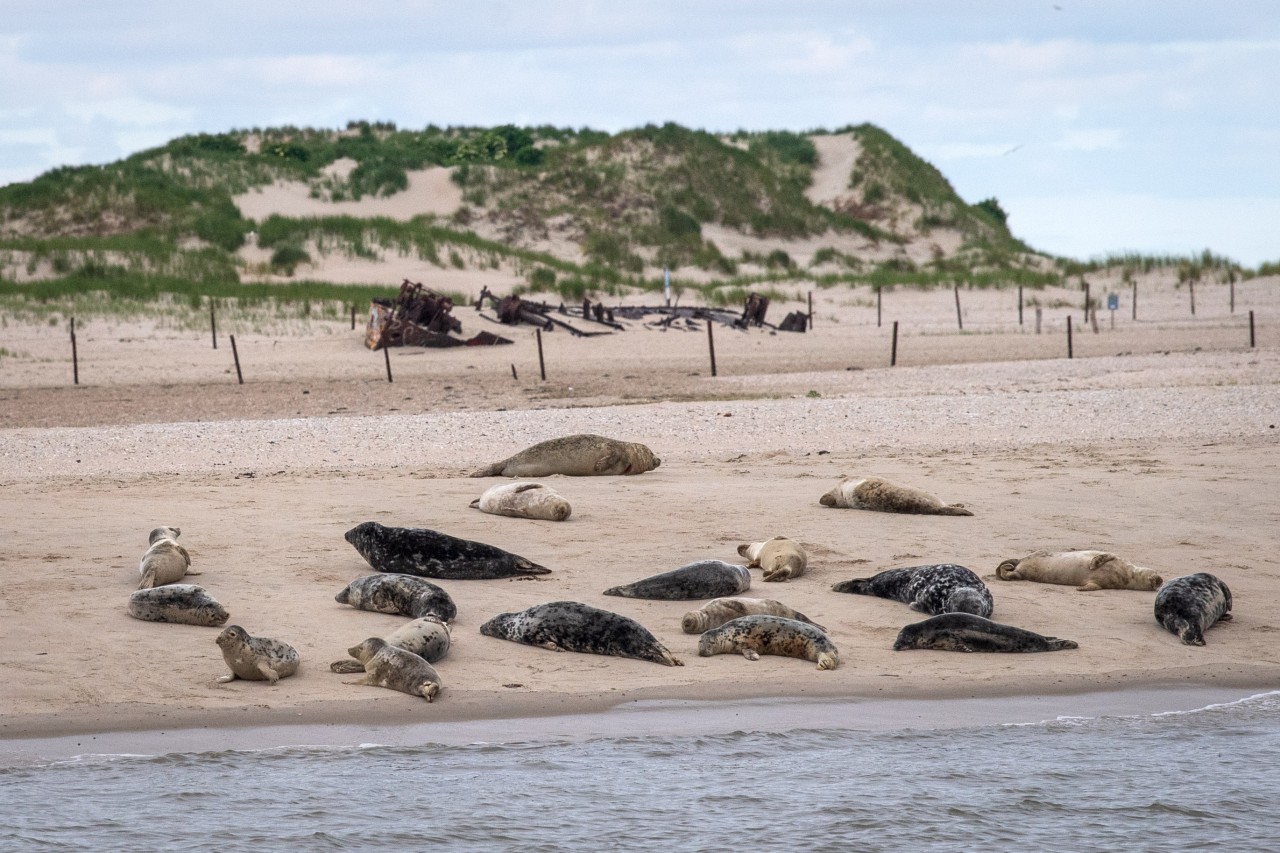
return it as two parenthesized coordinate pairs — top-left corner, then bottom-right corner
(697, 615), (839, 670)
(344, 637), (442, 701)
(995, 550), (1162, 591)
(215, 625), (301, 684)
(737, 536), (807, 582)
(470, 434), (660, 477)
(681, 597), (824, 634)
(819, 476), (972, 516)
(469, 482), (572, 521)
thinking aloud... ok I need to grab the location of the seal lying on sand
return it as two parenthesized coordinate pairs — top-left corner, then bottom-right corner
(697, 615), (839, 670)
(345, 521), (549, 579)
(1154, 573), (1233, 646)
(137, 527), (197, 590)
(330, 615), (451, 673)
(469, 433), (660, 477)
(480, 601), (683, 666)
(681, 597), (824, 634)
(469, 482), (572, 521)
(819, 476), (972, 516)
(832, 564), (993, 617)
(128, 584), (229, 627)
(215, 625), (301, 684)
(344, 637), (442, 702)
(603, 560), (751, 600)
(737, 536), (807, 582)
(995, 549), (1163, 591)
(893, 613), (1078, 653)
(335, 574), (457, 623)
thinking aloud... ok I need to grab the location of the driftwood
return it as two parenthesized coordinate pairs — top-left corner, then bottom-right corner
(366, 279), (512, 349)
(476, 288), (619, 336)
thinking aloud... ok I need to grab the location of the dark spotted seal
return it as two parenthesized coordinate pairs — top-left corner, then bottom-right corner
(893, 613), (1079, 653)
(335, 574), (457, 623)
(819, 476), (972, 516)
(345, 521), (549, 579)
(128, 584), (229, 627)
(479, 600), (683, 666)
(215, 625), (301, 683)
(470, 482), (573, 521)
(469, 433), (660, 477)
(697, 615), (839, 670)
(996, 549), (1163, 591)
(344, 637), (442, 702)
(737, 536), (807, 582)
(1154, 573), (1233, 646)
(603, 560), (751, 600)
(832, 564), (993, 617)
(681, 597), (825, 634)
(330, 615), (451, 673)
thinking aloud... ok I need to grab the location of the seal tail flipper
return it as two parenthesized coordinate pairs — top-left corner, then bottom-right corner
(137, 568), (157, 590)
(469, 462), (505, 478)
(935, 504), (974, 516)
(994, 559), (1021, 580)
(831, 578), (872, 594)
(329, 659), (365, 673)
(468, 498), (481, 508)
(516, 560), (552, 576)
(1045, 638), (1079, 651)
(816, 653), (838, 670)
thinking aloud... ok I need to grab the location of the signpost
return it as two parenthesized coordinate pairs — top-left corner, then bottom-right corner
(1107, 293), (1119, 329)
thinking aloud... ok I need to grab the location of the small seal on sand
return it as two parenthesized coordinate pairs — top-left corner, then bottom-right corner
(469, 482), (572, 521)
(1154, 573), (1233, 646)
(819, 476), (972, 516)
(344, 637), (442, 702)
(480, 600), (683, 666)
(330, 615), (451, 673)
(832, 564), (993, 617)
(345, 521), (550, 579)
(737, 536), (808, 582)
(681, 597), (825, 634)
(137, 527), (197, 590)
(215, 625), (301, 684)
(128, 584), (229, 627)
(335, 574), (457, 623)
(893, 613), (1079, 653)
(469, 433), (660, 477)
(996, 549), (1163, 591)
(697, 615), (839, 670)
(603, 560), (751, 600)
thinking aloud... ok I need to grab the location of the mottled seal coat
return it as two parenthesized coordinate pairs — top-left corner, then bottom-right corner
(215, 625), (301, 683)
(697, 615), (839, 670)
(996, 549), (1163, 591)
(128, 584), (229, 627)
(330, 615), (451, 673)
(737, 537), (808, 582)
(345, 637), (442, 702)
(893, 613), (1079, 653)
(469, 482), (572, 521)
(681, 597), (825, 634)
(832, 564), (993, 617)
(469, 433), (661, 478)
(147, 526), (181, 546)
(335, 574), (457, 623)
(603, 560), (751, 600)
(1154, 573), (1233, 646)
(819, 476), (972, 516)
(345, 521), (549, 579)
(480, 600), (683, 666)
(137, 529), (197, 590)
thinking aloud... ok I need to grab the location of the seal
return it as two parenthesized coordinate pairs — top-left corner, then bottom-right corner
(469, 482), (572, 521)
(603, 560), (751, 600)
(344, 637), (442, 702)
(345, 521), (550, 579)
(469, 433), (660, 477)
(137, 526), (199, 590)
(681, 597), (825, 634)
(128, 584), (229, 627)
(893, 613), (1079, 652)
(215, 625), (301, 683)
(480, 600), (683, 666)
(330, 615), (451, 673)
(335, 574), (457, 623)
(831, 564), (993, 617)
(996, 549), (1163, 591)
(697, 615), (839, 670)
(1154, 573), (1233, 646)
(737, 536), (807, 582)
(819, 476), (972, 516)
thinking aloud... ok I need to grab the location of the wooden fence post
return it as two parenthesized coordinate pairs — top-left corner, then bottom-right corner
(70, 316), (79, 385)
(1067, 316), (1074, 359)
(230, 334), (244, 384)
(536, 328), (546, 381)
(953, 284), (963, 330)
(706, 320), (717, 377)
(890, 320), (899, 367)
(210, 301), (217, 349)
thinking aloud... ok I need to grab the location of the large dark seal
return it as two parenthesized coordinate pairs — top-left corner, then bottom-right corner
(330, 615), (451, 673)
(128, 584), (229, 627)
(479, 600), (683, 666)
(893, 613), (1079, 653)
(1154, 573), (1233, 646)
(996, 549), (1163, 591)
(831, 564), (993, 617)
(469, 433), (660, 477)
(603, 560), (751, 600)
(335, 574), (457, 622)
(819, 476), (972, 516)
(215, 625), (301, 683)
(345, 521), (549, 579)
(697, 615), (839, 670)
(681, 597), (825, 634)
(344, 637), (442, 702)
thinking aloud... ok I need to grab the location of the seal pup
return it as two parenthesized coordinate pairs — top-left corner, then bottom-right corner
(344, 637), (442, 702)
(330, 615), (451, 673)
(1154, 573), (1233, 646)
(469, 482), (572, 521)
(137, 528), (197, 590)
(147, 526), (181, 545)
(469, 433), (660, 477)
(480, 601), (683, 666)
(335, 574), (457, 623)
(603, 560), (751, 600)
(345, 521), (549, 579)
(697, 615), (839, 670)
(215, 625), (301, 684)
(819, 476), (972, 516)
(681, 597), (825, 634)
(893, 613), (1079, 653)
(996, 550), (1162, 591)
(832, 564), (993, 617)
(128, 584), (229, 627)
(737, 536), (808, 582)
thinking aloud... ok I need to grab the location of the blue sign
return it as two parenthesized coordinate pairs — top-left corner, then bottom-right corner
(1107, 293), (1119, 311)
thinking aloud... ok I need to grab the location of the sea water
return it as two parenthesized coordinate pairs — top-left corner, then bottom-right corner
(3, 692), (1279, 852)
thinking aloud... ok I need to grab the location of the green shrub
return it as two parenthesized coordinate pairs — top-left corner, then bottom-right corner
(270, 246), (311, 274)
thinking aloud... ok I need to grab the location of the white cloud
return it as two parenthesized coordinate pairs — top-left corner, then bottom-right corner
(64, 97), (194, 127)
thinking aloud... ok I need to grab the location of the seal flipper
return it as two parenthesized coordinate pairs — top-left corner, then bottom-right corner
(138, 568), (157, 590)
(934, 504), (974, 516)
(330, 659), (365, 674)
(469, 462), (506, 478)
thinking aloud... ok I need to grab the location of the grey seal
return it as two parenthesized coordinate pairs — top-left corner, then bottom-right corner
(697, 615), (839, 670)
(893, 613), (1079, 652)
(832, 564), (993, 617)
(1154, 573), (1233, 645)
(330, 615), (451, 673)
(345, 521), (550, 579)
(344, 637), (442, 702)
(996, 549), (1163, 591)
(470, 482), (572, 521)
(469, 433), (660, 477)
(737, 536), (807, 582)
(681, 597), (825, 634)
(603, 560), (751, 600)
(335, 574), (457, 623)
(128, 584), (229, 627)
(137, 528), (197, 590)
(819, 476), (972, 516)
(480, 600), (683, 666)
(215, 625), (301, 683)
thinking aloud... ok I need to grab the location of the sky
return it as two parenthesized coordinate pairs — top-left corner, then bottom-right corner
(2, 1), (1277, 266)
